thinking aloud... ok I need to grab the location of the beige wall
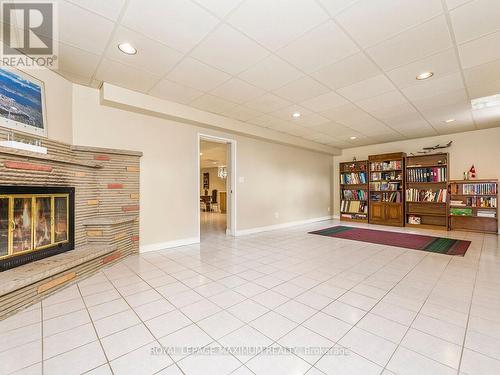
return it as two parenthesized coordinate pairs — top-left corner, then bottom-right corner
(72, 85), (332, 247)
(333, 127), (500, 216)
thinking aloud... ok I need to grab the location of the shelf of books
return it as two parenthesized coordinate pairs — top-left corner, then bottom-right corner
(405, 153), (449, 230)
(340, 160), (369, 223)
(449, 179), (498, 234)
(368, 152), (405, 227)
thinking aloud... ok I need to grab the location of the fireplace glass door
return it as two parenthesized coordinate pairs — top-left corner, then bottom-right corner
(0, 194), (69, 260)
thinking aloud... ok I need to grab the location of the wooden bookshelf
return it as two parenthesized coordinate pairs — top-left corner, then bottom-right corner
(448, 179), (498, 234)
(339, 160), (369, 223)
(368, 152), (405, 227)
(404, 153), (449, 230)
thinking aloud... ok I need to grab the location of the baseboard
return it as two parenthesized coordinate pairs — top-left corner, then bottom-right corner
(235, 216), (333, 236)
(333, 214), (340, 219)
(139, 237), (200, 253)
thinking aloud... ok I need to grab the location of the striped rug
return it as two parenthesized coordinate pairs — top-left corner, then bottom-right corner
(309, 226), (470, 256)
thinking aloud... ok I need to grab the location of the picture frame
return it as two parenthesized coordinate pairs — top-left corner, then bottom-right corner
(0, 67), (47, 137)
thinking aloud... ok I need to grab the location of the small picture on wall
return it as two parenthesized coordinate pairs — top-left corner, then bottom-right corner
(0, 67), (47, 137)
(203, 172), (210, 190)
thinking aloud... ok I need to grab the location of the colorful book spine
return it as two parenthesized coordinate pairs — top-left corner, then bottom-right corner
(405, 188), (447, 202)
(406, 167), (447, 182)
(341, 172), (367, 184)
(462, 183), (497, 195)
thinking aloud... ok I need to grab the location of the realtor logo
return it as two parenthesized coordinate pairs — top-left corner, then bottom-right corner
(1, 1), (58, 68)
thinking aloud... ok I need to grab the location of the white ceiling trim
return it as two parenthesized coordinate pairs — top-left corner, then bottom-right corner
(100, 83), (340, 155)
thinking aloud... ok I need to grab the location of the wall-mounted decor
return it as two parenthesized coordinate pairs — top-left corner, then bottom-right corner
(203, 172), (209, 190)
(0, 67), (47, 137)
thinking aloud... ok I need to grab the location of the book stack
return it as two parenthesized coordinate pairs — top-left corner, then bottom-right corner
(370, 160), (402, 171)
(465, 196), (497, 208)
(477, 210), (497, 218)
(463, 183), (497, 195)
(406, 188), (447, 202)
(342, 190), (367, 200)
(341, 172), (367, 184)
(450, 207), (473, 216)
(407, 167), (447, 182)
(371, 171), (402, 181)
(341, 200), (368, 213)
(370, 181), (401, 191)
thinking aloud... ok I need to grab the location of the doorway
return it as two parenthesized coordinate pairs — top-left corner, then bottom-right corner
(198, 134), (236, 239)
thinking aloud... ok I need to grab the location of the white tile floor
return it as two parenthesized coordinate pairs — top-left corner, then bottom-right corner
(1, 219), (499, 375)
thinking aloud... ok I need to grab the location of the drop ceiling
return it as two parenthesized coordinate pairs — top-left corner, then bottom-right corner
(200, 140), (227, 169)
(48, 0), (500, 148)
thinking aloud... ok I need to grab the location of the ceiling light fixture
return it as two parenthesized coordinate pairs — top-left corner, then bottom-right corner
(416, 71), (434, 80)
(471, 94), (500, 110)
(350, 136), (357, 140)
(445, 118), (455, 123)
(118, 42), (137, 55)
(199, 152), (203, 156)
(292, 112), (301, 118)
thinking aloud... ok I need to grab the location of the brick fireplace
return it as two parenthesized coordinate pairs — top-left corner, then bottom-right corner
(0, 131), (142, 319)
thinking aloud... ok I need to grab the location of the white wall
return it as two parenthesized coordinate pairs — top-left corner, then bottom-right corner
(333, 127), (500, 216)
(72, 85), (332, 247)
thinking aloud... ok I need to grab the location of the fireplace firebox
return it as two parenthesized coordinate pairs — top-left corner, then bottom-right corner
(0, 186), (75, 271)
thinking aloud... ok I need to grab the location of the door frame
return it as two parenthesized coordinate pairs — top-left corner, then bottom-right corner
(197, 133), (237, 238)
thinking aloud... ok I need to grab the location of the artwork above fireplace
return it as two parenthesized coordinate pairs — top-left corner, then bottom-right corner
(0, 186), (75, 271)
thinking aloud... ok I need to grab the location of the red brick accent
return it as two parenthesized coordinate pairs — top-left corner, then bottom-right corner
(131, 235), (139, 242)
(94, 155), (111, 161)
(107, 183), (123, 189)
(102, 251), (122, 264)
(4, 161), (52, 172)
(122, 205), (139, 212)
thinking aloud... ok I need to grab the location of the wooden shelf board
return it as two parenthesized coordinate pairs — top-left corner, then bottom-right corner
(406, 212), (446, 217)
(406, 164), (447, 168)
(340, 217), (369, 223)
(370, 169), (402, 172)
(450, 206), (497, 209)
(450, 194), (497, 197)
(340, 183), (368, 186)
(406, 201), (446, 204)
(405, 223), (448, 230)
(406, 181), (447, 184)
(449, 215), (497, 220)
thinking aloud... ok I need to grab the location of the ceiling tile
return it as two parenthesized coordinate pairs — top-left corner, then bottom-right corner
(122, 0), (219, 53)
(335, 0), (443, 47)
(149, 79), (204, 104)
(276, 20), (359, 73)
(190, 24), (269, 75)
(191, 0), (243, 18)
(249, 114), (291, 128)
(267, 122), (310, 137)
(422, 105), (475, 128)
(445, 0), (472, 10)
(167, 58), (231, 92)
(337, 74), (396, 101)
(57, 1), (115, 54)
(356, 91), (417, 119)
(295, 112), (331, 127)
(387, 49), (460, 89)
(464, 59), (500, 96)
(366, 16), (452, 71)
(189, 94), (238, 114)
(459, 31), (500, 69)
(320, 102), (360, 121)
(238, 55), (303, 90)
(270, 105), (312, 121)
(311, 122), (356, 136)
(95, 58), (161, 92)
(402, 72), (464, 101)
(65, 0), (126, 21)
(57, 42), (100, 79)
(219, 105), (262, 121)
(472, 106), (500, 128)
(317, 0), (359, 16)
(300, 91), (349, 112)
(227, 0), (329, 50)
(210, 78), (265, 104)
(383, 111), (431, 130)
(466, 78), (500, 99)
(244, 93), (292, 113)
(411, 88), (469, 112)
(55, 69), (93, 86)
(311, 52), (381, 90)
(272, 76), (330, 102)
(450, 0), (500, 43)
(105, 26), (183, 76)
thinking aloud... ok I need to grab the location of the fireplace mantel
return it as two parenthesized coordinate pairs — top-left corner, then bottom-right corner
(0, 130), (142, 319)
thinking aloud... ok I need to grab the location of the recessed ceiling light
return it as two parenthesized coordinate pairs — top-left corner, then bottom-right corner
(292, 112), (301, 118)
(118, 42), (137, 55)
(445, 118), (455, 123)
(350, 136), (357, 140)
(416, 71), (434, 80)
(471, 94), (500, 110)
(213, 162), (217, 165)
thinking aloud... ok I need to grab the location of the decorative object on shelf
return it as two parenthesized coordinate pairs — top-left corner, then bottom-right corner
(217, 166), (227, 179)
(0, 68), (47, 137)
(0, 131), (47, 154)
(409, 141), (452, 155)
(408, 215), (421, 224)
(352, 156), (357, 162)
(468, 165), (476, 179)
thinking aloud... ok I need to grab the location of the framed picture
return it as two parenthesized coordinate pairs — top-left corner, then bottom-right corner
(0, 67), (47, 137)
(203, 173), (210, 190)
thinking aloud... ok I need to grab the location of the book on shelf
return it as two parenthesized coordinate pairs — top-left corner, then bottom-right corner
(450, 200), (466, 206)
(477, 210), (497, 218)
(464, 196), (497, 208)
(370, 160), (402, 171)
(341, 213), (368, 220)
(406, 188), (447, 203)
(462, 183), (497, 195)
(341, 162), (367, 172)
(341, 200), (368, 213)
(407, 167), (447, 182)
(370, 181), (401, 191)
(371, 192), (401, 202)
(371, 171), (402, 181)
(342, 189), (367, 200)
(450, 207), (473, 216)
(341, 172), (367, 184)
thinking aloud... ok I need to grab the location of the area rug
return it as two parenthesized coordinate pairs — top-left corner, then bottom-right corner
(309, 226), (471, 256)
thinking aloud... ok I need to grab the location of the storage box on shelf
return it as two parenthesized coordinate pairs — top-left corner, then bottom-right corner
(340, 160), (369, 223)
(368, 152), (406, 227)
(449, 179), (498, 234)
(404, 153), (449, 230)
